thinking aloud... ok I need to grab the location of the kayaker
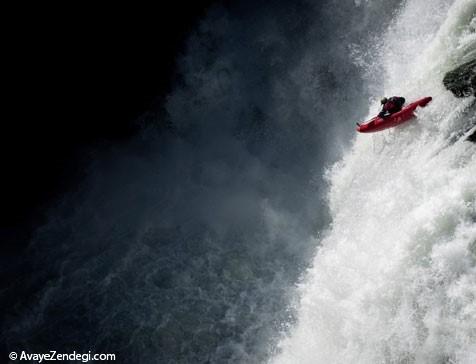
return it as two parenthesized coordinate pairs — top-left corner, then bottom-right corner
(379, 96), (406, 117)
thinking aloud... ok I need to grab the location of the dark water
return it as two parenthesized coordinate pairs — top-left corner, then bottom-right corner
(1, 1), (401, 362)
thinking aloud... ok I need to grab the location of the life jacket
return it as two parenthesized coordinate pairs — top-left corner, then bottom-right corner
(383, 96), (405, 113)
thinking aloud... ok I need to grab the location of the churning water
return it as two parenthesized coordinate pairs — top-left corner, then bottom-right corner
(2, 1), (475, 363)
(273, 0), (476, 363)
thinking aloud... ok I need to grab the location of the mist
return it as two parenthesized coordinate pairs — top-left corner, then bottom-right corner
(2, 1), (403, 362)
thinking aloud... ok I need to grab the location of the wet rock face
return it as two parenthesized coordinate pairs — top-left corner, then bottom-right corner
(443, 59), (476, 97)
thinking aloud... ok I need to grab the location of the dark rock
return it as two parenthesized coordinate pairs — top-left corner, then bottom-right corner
(443, 59), (476, 97)
(468, 129), (476, 143)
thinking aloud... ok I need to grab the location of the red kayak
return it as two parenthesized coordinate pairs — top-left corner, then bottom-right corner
(356, 96), (432, 133)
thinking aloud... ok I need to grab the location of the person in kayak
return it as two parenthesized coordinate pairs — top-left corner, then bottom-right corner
(378, 96), (406, 117)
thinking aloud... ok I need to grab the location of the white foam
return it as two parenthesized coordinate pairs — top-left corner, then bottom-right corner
(273, 0), (476, 362)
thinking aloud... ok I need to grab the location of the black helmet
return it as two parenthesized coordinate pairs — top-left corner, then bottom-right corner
(380, 97), (388, 104)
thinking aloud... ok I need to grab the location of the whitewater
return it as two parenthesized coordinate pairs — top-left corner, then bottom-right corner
(273, 0), (476, 363)
(2, 0), (475, 363)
